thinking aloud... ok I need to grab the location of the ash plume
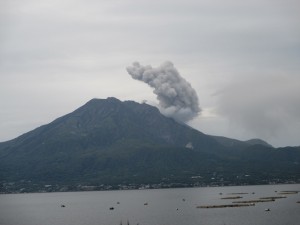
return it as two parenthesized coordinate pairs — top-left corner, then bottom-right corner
(126, 61), (201, 122)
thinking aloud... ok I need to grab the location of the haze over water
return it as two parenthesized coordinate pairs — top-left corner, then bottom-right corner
(0, 184), (299, 225)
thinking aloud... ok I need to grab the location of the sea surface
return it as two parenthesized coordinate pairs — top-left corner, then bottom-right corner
(0, 184), (299, 225)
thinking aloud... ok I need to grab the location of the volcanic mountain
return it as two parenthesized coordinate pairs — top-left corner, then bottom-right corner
(0, 97), (299, 192)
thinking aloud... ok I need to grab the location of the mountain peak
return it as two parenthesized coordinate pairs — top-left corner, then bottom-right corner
(1, 97), (299, 193)
(245, 139), (273, 148)
(84, 97), (121, 106)
(3, 97), (214, 151)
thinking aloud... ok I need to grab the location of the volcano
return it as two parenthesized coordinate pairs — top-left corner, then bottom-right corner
(0, 97), (299, 192)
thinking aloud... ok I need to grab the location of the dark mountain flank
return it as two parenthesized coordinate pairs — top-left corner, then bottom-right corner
(0, 97), (299, 193)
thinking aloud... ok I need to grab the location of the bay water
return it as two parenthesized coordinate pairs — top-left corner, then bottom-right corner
(0, 184), (299, 225)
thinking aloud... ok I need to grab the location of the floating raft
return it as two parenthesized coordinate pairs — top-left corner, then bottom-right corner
(279, 191), (299, 195)
(259, 196), (286, 200)
(221, 196), (243, 200)
(232, 199), (274, 204)
(197, 203), (254, 209)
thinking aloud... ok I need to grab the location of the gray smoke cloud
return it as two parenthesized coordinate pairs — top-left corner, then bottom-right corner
(126, 61), (201, 122)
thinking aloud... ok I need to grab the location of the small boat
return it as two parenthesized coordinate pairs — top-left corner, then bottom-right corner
(265, 208), (270, 211)
(109, 207), (114, 210)
(144, 202), (148, 206)
(61, 204), (66, 208)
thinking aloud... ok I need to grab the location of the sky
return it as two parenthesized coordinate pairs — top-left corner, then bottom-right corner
(1, 0), (300, 147)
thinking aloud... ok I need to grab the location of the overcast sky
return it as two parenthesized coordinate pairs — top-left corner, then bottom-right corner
(1, 0), (300, 147)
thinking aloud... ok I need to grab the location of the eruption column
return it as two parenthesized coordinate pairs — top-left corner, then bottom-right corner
(126, 61), (201, 122)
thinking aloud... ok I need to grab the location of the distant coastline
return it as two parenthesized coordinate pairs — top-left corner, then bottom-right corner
(2, 180), (299, 194)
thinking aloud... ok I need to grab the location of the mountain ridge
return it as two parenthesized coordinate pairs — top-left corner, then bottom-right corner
(0, 97), (299, 193)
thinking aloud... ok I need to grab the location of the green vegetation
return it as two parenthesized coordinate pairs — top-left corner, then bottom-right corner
(0, 97), (299, 193)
